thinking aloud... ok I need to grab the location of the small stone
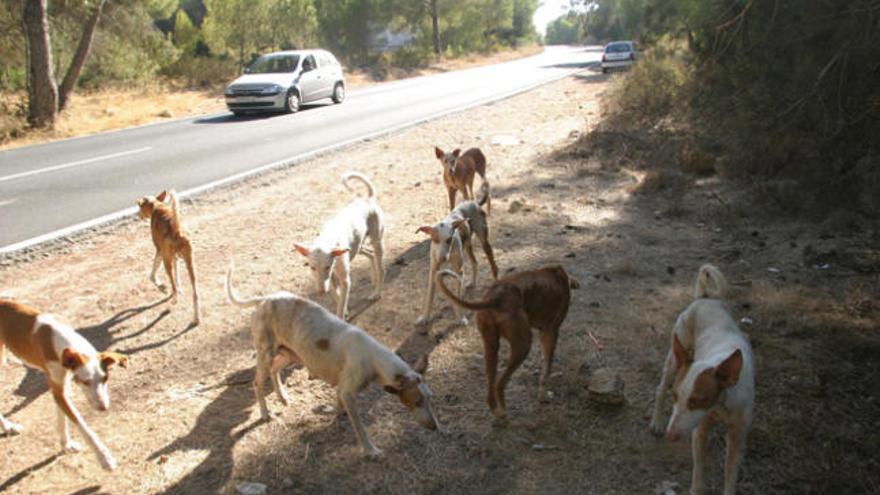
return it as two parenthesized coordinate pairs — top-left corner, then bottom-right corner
(508, 200), (524, 213)
(158, 109), (173, 118)
(655, 480), (680, 495)
(236, 482), (268, 495)
(414, 182), (421, 187)
(283, 477), (294, 488)
(564, 252), (576, 258)
(312, 404), (335, 415)
(587, 368), (625, 405)
(666, 266), (675, 275)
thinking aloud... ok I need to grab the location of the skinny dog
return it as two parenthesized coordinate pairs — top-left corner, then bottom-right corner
(294, 172), (385, 320)
(649, 264), (755, 495)
(415, 192), (498, 325)
(434, 147), (491, 214)
(226, 266), (437, 458)
(0, 300), (128, 471)
(137, 189), (200, 326)
(436, 265), (577, 421)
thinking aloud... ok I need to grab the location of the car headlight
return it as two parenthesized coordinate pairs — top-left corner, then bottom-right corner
(260, 84), (282, 96)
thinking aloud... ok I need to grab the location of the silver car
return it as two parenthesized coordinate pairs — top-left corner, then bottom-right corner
(224, 49), (346, 115)
(601, 41), (638, 73)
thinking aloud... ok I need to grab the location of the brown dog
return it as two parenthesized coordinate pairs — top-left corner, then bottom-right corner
(136, 190), (200, 326)
(434, 147), (490, 214)
(436, 265), (578, 421)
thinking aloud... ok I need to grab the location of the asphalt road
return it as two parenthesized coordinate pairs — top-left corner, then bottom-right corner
(0, 46), (599, 252)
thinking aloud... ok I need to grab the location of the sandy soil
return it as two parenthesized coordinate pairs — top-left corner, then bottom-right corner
(1, 71), (878, 495)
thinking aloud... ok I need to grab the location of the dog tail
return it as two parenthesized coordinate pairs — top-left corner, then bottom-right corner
(435, 269), (498, 311)
(694, 264), (728, 300)
(342, 171), (375, 199)
(168, 190), (180, 219)
(225, 264), (263, 308)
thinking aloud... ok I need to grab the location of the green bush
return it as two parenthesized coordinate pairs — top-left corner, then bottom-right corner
(390, 45), (432, 69)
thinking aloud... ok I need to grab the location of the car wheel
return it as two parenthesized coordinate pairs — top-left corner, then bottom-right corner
(602, 68), (608, 74)
(332, 83), (345, 104)
(285, 89), (300, 114)
(231, 111), (243, 117)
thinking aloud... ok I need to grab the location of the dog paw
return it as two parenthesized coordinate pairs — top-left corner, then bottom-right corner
(1, 422), (23, 436)
(649, 420), (665, 437)
(99, 453), (118, 471)
(277, 393), (291, 407)
(154, 282), (167, 293)
(458, 316), (469, 326)
(63, 440), (83, 454)
(491, 414), (509, 428)
(363, 447), (383, 459)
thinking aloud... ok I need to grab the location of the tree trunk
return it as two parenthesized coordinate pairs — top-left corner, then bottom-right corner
(430, 0), (440, 57)
(22, 0), (57, 127)
(58, 0), (107, 111)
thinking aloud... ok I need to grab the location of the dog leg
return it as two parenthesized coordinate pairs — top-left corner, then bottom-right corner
(0, 413), (22, 436)
(495, 314), (532, 419)
(162, 254), (178, 305)
(690, 417), (712, 495)
(253, 344), (276, 420)
(480, 327), (502, 420)
(476, 225), (499, 280)
(722, 426), (746, 495)
(369, 229), (385, 300)
(338, 390), (381, 458)
(463, 237), (478, 288)
(450, 256), (468, 325)
(50, 382), (117, 471)
(336, 259), (352, 320)
(447, 187), (457, 211)
(269, 351), (295, 406)
(538, 327), (560, 402)
(650, 350), (676, 435)
(150, 251), (166, 292)
(56, 403), (80, 453)
(416, 262), (438, 325)
(181, 245), (200, 325)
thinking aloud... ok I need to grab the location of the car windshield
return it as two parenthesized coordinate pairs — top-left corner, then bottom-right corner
(248, 55), (300, 74)
(606, 43), (632, 53)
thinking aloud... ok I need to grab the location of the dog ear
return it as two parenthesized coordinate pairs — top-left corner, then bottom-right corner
(416, 225), (439, 243)
(714, 349), (743, 389)
(330, 248), (349, 258)
(137, 198), (146, 207)
(452, 148), (461, 158)
(156, 190), (167, 202)
(61, 348), (88, 371)
(434, 147), (444, 159)
(293, 243), (311, 257)
(99, 352), (129, 372)
(672, 334), (688, 370)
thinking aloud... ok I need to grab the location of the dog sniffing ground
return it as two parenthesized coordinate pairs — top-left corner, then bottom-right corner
(1, 72), (878, 494)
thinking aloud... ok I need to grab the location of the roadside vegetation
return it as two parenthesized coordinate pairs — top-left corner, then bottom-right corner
(0, 0), (541, 143)
(559, 0), (879, 219)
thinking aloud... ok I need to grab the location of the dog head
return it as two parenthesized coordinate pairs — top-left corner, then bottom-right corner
(136, 190), (167, 220)
(293, 243), (349, 295)
(665, 335), (743, 441)
(61, 348), (129, 412)
(384, 371), (438, 431)
(434, 147), (462, 176)
(417, 218), (467, 264)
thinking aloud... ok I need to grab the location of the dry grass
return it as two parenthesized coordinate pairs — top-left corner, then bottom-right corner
(0, 72), (877, 495)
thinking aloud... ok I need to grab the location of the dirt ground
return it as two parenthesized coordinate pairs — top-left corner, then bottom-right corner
(1, 71), (878, 495)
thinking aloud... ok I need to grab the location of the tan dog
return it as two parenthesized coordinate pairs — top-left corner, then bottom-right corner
(436, 265), (578, 421)
(0, 300), (128, 471)
(137, 190), (200, 326)
(226, 266), (437, 458)
(434, 147), (490, 213)
(649, 264), (755, 495)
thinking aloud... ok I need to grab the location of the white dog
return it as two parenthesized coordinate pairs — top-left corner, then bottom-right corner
(649, 264), (755, 495)
(294, 172), (385, 320)
(225, 265), (437, 458)
(415, 193), (497, 326)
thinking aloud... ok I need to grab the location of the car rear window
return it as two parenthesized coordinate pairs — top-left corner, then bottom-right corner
(606, 43), (632, 53)
(248, 54), (300, 74)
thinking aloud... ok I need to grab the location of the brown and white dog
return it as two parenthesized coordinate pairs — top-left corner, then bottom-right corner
(226, 265), (437, 458)
(0, 300), (128, 471)
(436, 265), (577, 421)
(415, 193), (498, 326)
(649, 264), (755, 495)
(434, 147), (491, 214)
(137, 189), (200, 326)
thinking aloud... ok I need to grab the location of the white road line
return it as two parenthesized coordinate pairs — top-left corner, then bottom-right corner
(0, 147), (152, 184)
